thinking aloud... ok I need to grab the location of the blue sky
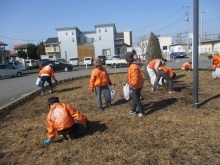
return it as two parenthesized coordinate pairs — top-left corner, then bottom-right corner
(1, 0), (220, 50)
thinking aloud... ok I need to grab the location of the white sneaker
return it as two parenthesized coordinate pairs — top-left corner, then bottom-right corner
(169, 91), (175, 94)
(138, 113), (144, 118)
(49, 90), (52, 94)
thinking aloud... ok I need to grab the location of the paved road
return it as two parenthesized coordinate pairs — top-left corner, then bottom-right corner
(0, 56), (211, 109)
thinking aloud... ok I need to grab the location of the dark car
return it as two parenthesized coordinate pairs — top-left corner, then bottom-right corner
(40, 60), (73, 72)
(97, 55), (108, 65)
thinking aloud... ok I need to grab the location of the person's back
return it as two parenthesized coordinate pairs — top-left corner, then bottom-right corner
(181, 62), (192, 71)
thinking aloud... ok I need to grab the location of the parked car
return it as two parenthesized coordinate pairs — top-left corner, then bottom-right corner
(40, 60), (74, 72)
(0, 64), (22, 78)
(6, 60), (27, 71)
(26, 59), (38, 69)
(83, 57), (93, 66)
(69, 57), (79, 66)
(97, 55), (108, 65)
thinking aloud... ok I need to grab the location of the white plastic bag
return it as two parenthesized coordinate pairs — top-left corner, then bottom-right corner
(158, 77), (167, 86)
(36, 77), (41, 86)
(212, 67), (220, 79)
(123, 83), (132, 100)
(109, 86), (116, 101)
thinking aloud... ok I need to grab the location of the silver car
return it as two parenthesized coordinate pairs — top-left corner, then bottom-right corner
(0, 64), (23, 78)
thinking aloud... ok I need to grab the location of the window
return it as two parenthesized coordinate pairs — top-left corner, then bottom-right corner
(72, 32), (74, 35)
(99, 29), (101, 33)
(72, 38), (75, 42)
(105, 29), (107, 32)
(163, 46), (167, 50)
(66, 32), (68, 35)
(99, 36), (102, 40)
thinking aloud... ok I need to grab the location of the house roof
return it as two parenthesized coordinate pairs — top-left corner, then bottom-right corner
(116, 32), (124, 39)
(45, 37), (59, 44)
(0, 41), (8, 46)
(13, 44), (27, 49)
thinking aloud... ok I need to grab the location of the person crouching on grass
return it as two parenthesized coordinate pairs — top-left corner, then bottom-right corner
(181, 61), (192, 71)
(125, 52), (145, 118)
(89, 60), (112, 110)
(152, 64), (176, 94)
(44, 97), (88, 145)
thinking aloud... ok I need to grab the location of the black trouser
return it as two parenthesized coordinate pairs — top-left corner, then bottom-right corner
(57, 122), (87, 138)
(131, 87), (144, 114)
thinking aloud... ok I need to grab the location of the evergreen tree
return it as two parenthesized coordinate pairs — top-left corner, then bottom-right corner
(18, 50), (27, 59)
(27, 43), (38, 59)
(145, 32), (162, 61)
(37, 41), (45, 58)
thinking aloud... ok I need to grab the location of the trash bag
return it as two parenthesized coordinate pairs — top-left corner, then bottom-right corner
(123, 83), (132, 100)
(212, 67), (220, 79)
(36, 77), (42, 87)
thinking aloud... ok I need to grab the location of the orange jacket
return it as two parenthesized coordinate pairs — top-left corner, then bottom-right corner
(212, 55), (220, 70)
(148, 59), (162, 71)
(90, 67), (111, 88)
(181, 62), (192, 70)
(158, 66), (175, 78)
(128, 63), (144, 89)
(46, 103), (88, 140)
(39, 65), (56, 80)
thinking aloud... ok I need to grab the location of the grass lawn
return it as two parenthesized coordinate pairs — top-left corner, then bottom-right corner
(0, 70), (219, 164)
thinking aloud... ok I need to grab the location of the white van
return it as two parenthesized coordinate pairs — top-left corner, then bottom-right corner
(69, 57), (79, 66)
(83, 57), (93, 66)
(26, 59), (37, 69)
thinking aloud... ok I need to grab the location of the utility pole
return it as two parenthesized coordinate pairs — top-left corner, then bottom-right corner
(201, 9), (207, 41)
(26, 41), (29, 59)
(184, 5), (190, 54)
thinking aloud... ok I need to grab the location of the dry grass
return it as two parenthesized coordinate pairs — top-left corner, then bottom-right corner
(0, 70), (220, 165)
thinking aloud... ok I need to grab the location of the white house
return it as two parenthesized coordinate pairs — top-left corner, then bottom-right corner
(55, 23), (132, 61)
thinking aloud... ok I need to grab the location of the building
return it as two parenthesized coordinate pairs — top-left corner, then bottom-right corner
(0, 41), (9, 63)
(55, 23), (132, 61)
(200, 39), (220, 54)
(43, 37), (61, 59)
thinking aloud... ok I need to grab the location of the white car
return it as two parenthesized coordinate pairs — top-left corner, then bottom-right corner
(69, 57), (79, 66)
(83, 57), (93, 66)
(0, 64), (23, 78)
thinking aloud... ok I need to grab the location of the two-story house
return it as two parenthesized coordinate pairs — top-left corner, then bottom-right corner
(0, 41), (9, 63)
(43, 37), (61, 59)
(55, 23), (132, 61)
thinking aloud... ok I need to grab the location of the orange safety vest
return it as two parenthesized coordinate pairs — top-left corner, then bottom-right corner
(158, 66), (175, 78)
(212, 55), (220, 70)
(46, 103), (88, 140)
(128, 63), (144, 89)
(39, 65), (56, 80)
(90, 67), (111, 88)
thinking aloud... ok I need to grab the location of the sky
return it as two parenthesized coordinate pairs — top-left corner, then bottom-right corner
(1, 0), (220, 50)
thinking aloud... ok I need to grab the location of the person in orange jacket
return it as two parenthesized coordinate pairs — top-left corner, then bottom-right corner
(125, 52), (145, 118)
(44, 97), (88, 145)
(181, 61), (192, 71)
(147, 58), (165, 86)
(208, 54), (220, 71)
(89, 60), (112, 110)
(39, 64), (58, 95)
(152, 64), (176, 94)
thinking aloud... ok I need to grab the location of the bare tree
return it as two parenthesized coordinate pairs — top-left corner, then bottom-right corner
(136, 35), (148, 58)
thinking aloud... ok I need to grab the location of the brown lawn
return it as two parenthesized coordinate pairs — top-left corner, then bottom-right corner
(0, 70), (219, 165)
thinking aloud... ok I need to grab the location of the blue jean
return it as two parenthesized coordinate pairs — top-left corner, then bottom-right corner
(40, 76), (53, 92)
(153, 70), (173, 91)
(95, 85), (111, 108)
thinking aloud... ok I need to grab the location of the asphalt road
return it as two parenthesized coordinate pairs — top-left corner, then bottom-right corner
(0, 56), (211, 109)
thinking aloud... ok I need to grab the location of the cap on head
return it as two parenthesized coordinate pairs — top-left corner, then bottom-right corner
(94, 60), (102, 67)
(48, 97), (59, 106)
(131, 49), (137, 54)
(208, 55), (213, 60)
(125, 52), (135, 62)
(49, 63), (53, 67)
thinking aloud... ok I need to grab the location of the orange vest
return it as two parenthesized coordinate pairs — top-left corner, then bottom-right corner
(181, 62), (192, 70)
(39, 65), (56, 80)
(90, 67), (111, 88)
(148, 59), (162, 70)
(46, 103), (88, 140)
(212, 55), (220, 70)
(159, 66), (175, 78)
(128, 63), (144, 89)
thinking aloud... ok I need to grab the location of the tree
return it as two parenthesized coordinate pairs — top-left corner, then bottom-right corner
(145, 32), (162, 61)
(27, 43), (38, 59)
(37, 41), (45, 57)
(136, 35), (148, 59)
(18, 50), (27, 59)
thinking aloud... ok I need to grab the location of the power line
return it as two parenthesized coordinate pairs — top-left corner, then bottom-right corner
(0, 35), (46, 42)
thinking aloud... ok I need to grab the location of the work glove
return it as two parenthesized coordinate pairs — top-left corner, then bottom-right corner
(55, 79), (58, 83)
(109, 82), (112, 86)
(44, 138), (51, 145)
(129, 85), (133, 90)
(89, 88), (94, 92)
